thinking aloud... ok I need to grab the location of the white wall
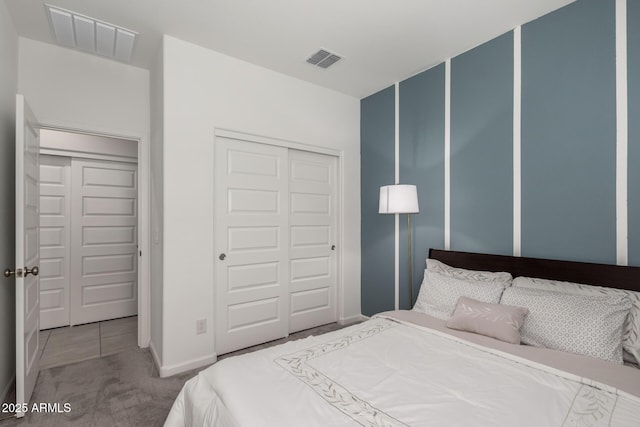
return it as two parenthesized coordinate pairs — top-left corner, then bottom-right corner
(149, 43), (164, 363)
(160, 35), (361, 374)
(0, 1), (18, 402)
(18, 38), (149, 138)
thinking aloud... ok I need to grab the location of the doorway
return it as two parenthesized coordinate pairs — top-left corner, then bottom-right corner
(2, 96), (151, 418)
(37, 129), (141, 367)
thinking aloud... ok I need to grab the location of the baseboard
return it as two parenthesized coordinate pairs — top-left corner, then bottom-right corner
(157, 353), (217, 378)
(1, 375), (15, 404)
(149, 340), (162, 375)
(338, 314), (369, 325)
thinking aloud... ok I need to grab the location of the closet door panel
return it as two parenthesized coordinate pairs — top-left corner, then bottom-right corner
(288, 150), (337, 333)
(39, 155), (71, 329)
(70, 159), (138, 325)
(215, 138), (290, 355)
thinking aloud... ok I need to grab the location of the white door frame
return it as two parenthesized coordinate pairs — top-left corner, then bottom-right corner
(36, 122), (150, 348)
(212, 128), (345, 344)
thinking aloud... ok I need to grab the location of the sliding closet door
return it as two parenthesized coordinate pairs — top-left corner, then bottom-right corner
(215, 137), (290, 355)
(70, 159), (138, 325)
(39, 155), (71, 329)
(288, 150), (337, 333)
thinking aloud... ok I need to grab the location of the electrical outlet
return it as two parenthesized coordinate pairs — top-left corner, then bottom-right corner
(196, 319), (207, 335)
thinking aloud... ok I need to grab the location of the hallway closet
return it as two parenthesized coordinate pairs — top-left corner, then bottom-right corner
(38, 130), (138, 330)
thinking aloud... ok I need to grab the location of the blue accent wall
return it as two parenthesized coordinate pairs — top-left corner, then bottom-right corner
(360, 0), (635, 313)
(629, 0), (640, 267)
(521, 0), (616, 263)
(450, 32), (514, 256)
(399, 64), (446, 309)
(361, 86), (396, 316)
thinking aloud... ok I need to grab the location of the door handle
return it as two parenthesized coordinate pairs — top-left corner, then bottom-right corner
(4, 266), (38, 278)
(24, 266), (39, 277)
(331, 245), (336, 251)
(219, 253), (226, 261)
(4, 268), (23, 278)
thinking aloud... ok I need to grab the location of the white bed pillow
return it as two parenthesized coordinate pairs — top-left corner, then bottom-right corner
(500, 286), (632, 364)
(413, 270), (506, 320)
(426, 259), (513, 284)
(513, 276), (640, 366)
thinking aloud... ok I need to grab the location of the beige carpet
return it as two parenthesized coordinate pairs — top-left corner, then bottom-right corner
(0, 348), (195, 427)
(0, 322), (352, 427)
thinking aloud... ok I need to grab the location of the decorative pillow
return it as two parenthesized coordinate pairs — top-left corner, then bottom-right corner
(426, 259), (513, 285)
(446, 297), (529, 344)
(413, 270), (506, 320)
(513, 276), (640, 366)
(500, 286), (632, 364)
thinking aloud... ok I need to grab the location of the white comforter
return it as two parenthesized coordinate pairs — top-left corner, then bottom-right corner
(165, 312), (640, 427)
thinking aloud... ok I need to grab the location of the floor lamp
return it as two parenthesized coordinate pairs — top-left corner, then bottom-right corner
(379, 184), (420, 308)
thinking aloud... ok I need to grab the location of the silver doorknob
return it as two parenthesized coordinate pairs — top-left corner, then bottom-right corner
(219, 253), (226, 260)
(5, 266), (38, 278)
(4, 268), (23, 278)
(24, 266), (39, 277)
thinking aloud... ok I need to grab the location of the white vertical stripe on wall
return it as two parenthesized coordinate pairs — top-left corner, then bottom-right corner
(444, 59), (451, 250)
(395, 82), (400, 186)
(616, 0), (628, 266)
(513, 27), (522, 257)
(394, 82), (400, 309)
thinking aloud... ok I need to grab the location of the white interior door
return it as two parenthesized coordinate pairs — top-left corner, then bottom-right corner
(70, 159), (138, 325)
(288, 150), (337, 333)
(39, 155), (71, 329)
(14, 95), (40, 415)
(215, 137), (289, 355)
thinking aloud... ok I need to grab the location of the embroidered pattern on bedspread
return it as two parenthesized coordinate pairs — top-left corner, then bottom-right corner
(275, 317), (628, 427)
(275, 319), (407, 427)
(562, 385), (617, 427)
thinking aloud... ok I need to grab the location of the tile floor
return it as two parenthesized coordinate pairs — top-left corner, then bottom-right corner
(38, 316), (138, 369)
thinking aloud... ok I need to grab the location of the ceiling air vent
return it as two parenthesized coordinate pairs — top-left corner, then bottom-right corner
(306, 49), (342, 69)
(45, 4), (137, 63)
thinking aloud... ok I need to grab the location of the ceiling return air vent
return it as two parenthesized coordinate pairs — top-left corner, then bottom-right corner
(306, 49), (342, 69)
(45, 4), (137, 63)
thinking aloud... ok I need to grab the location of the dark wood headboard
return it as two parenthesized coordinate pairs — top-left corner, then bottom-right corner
(428, 249), (640, 293)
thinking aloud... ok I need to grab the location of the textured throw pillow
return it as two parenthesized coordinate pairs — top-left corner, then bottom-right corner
(501, 286), (632, 364)
(426, 259), (513, 285)
(413, 270), (506, 320)
(446, 297), (529, 344)
(513, 276), (640, 366)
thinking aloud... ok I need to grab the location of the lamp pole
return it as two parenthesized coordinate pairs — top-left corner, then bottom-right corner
(408, 213), (413, 307)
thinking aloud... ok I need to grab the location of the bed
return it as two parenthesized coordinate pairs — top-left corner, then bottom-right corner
(165, 249), (640, 426)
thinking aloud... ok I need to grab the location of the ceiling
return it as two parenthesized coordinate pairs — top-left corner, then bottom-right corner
(4, 0), (576, 99)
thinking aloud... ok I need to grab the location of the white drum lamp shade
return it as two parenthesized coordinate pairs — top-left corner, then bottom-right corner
(379, 185), (419, 214)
